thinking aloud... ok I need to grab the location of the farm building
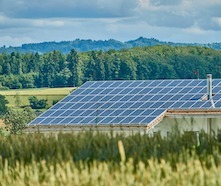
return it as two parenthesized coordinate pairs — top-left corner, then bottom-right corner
(28, 74), (221, 135)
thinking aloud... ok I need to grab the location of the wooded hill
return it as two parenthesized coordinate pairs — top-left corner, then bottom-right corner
(0, 45), (220, 89)
(1, 37), (221, 54)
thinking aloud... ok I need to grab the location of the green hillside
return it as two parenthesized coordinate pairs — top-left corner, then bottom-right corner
(1, 37), (221, 54)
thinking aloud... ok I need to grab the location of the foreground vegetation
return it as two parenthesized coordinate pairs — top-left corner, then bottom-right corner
(0, 132), (221, 185)
(1, 157), (221, 186)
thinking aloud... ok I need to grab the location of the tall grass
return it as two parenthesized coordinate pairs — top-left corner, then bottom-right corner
(0, 132), (220, 166)
(0, 131), (221, 185)
(1, 157), (221, 186)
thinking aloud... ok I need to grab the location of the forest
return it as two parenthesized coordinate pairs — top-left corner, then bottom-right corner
(0, 45), (221, 89)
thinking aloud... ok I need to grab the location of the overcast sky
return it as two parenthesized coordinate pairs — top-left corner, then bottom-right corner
(1, 0), (221, 46)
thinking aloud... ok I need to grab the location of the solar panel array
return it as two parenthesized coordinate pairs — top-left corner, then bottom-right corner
(29, 79), (221, 126)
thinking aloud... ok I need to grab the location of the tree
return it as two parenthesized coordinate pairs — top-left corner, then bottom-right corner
(94, 51), (105, 80)
(19, 73), (36, 88)
(29, 96), (47, 109)
(39, 51), (62, 87)
(119, 53), (137, 80)
(0, 94), (8, 115)
(55, 67), (71, 87)
(4, 107), (36, 134)
(67, 49), (83, 86)
(84, 51), (96, 81)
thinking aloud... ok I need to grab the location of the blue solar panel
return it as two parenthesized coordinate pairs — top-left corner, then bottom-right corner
(70, 110), (83, 116)
(100, 81), (114, 87)
(171, 101), (185, 108)
(61, 96), (74, 102)
(89, 96), (103, 102)
(141, 117), (158, 124)
(29, 117), (45, 124)
(130, 116), (146, 124)
(79, 110), (92, 116)
(161, 102), (174, 108)
(130, 109), (146, 116)
(99, 117), (114, 124)
(40, 110), (54, 117)
(129, 81), (143, 87)
(214, 94), (221, 100)
(215, 101), (221, 107)
(51, 117), (65, 124)
(213, 87), (221, 93)
(178, 80), (191, 86)
(150, 80), (163, 87)
(29, 79), (221, 127)
(188, 80), (201, 86)
(69, 96), (84, 102)
(169, 80), (183, 86)
(41, 118), (54, 124)
(170, 87), (182, 93)
(149, 88), (162, 94)
(159, 81), (172, 87)
(51, 110), (65, 116)
(189, 101), (205, 108)
(161, 95), (173, 101)
(151, 109), (165, 116)
(111, 81), (124, 87)
(159, 87), (172, 94)
(90, 109), (105, 116)
(68, 117), (82, 124)
(90, 81), (105, 88)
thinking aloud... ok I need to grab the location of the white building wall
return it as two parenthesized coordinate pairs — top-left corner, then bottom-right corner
(149, 116), (221, 137)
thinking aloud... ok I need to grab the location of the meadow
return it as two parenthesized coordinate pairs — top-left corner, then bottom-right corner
(0, 131), (221, 185)
(0, 87), (74, 109)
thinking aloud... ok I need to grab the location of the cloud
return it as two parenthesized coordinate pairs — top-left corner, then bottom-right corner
(137, 0), (221, 31)
(0, 36), (35, 47)
(212, 17), (221, 27)
(0, 0), (138, 18)
(0, 0), (221, 46)
(146, 0), (182, 7)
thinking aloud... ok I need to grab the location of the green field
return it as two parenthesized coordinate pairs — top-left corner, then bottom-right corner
(0, 87), (75, 109)
(0, 132), (221, 185)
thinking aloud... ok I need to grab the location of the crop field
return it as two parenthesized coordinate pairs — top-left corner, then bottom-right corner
(0, 131), (221, 185)
(0, 87), (75, 109)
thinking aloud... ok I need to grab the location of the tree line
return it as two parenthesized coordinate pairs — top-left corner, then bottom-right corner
(0, 45), (220, 89)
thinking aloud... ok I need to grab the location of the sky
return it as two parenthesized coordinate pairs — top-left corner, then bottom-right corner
(1, 0), (221, 46)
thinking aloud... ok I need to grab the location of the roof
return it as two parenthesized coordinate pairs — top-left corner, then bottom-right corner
(29, 79), (221, 128)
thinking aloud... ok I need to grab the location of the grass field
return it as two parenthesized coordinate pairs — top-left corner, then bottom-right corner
(0, 132), (221, 185)
(0, 87), (75, 109)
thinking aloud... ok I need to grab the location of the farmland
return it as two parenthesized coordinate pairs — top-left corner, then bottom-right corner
(0, 131), (221, 185)
(0, 87), (75, 109)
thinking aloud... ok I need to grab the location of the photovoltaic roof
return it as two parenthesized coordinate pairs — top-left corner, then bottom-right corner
(29, 79), (221, 127)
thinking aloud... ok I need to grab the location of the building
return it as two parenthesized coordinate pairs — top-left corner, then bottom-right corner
(28, 75), (221, 135)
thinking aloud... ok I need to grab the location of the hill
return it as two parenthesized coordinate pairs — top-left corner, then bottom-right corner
(1, 37), (221, 54)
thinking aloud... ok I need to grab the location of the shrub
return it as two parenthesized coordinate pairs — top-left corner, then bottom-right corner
(52, 99), (59, 105)
(28, 96), (47, 109)
(0, 94), (8, 115)
(3, 107), (36, 134)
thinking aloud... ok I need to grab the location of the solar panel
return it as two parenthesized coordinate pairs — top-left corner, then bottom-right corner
(29, 79), (221, 127)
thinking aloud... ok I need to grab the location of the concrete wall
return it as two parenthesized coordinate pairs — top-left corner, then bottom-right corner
(149, 116), (221, 137)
